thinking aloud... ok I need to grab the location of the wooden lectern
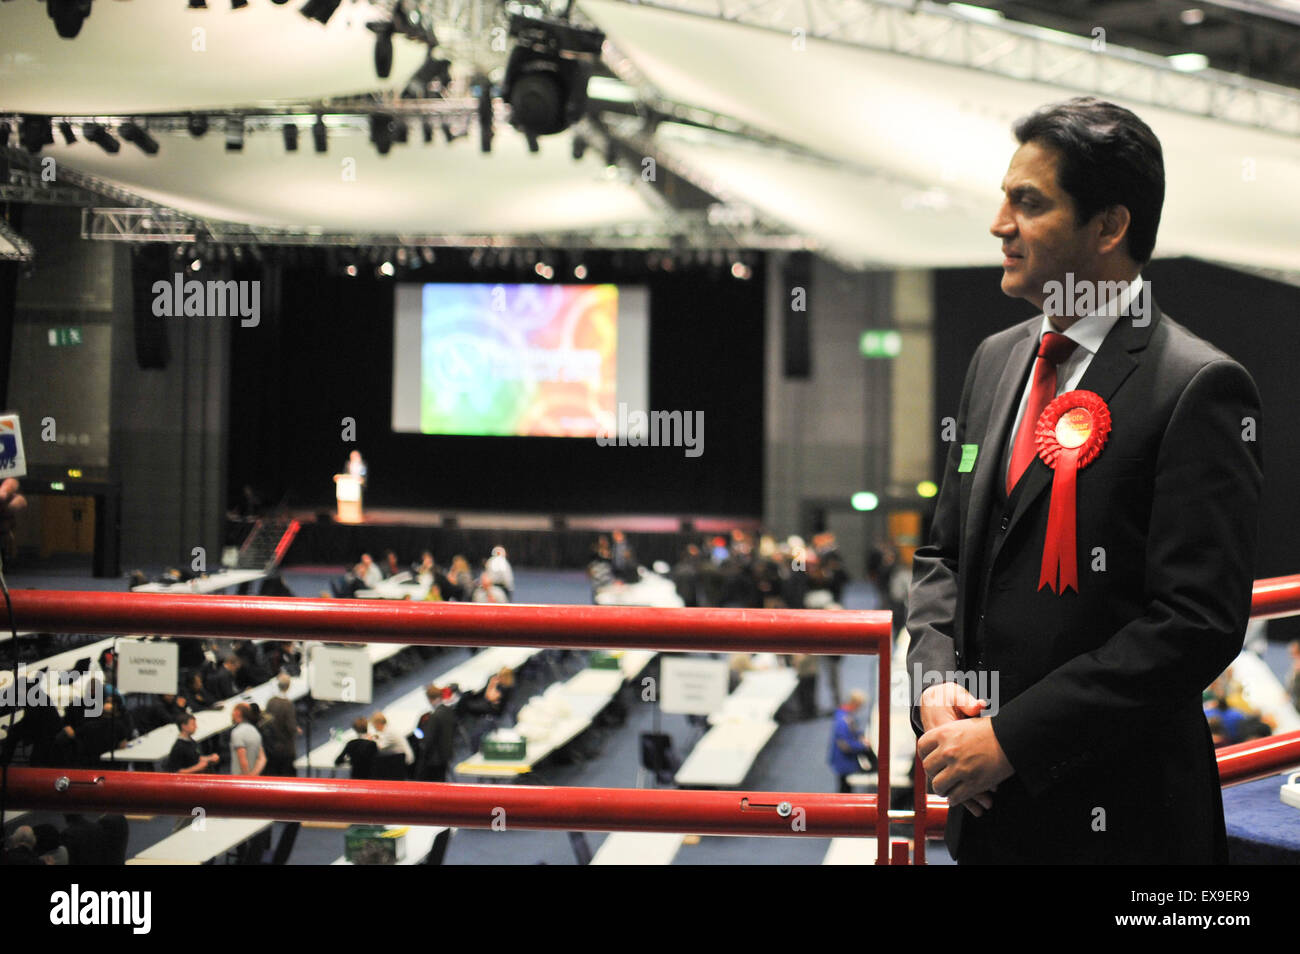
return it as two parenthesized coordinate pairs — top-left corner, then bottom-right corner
(334, 474), (364, 524)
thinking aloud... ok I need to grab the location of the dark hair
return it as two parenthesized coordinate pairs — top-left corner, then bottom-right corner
(1013, 97), (1164, 264)
(177, 714), (195, 730)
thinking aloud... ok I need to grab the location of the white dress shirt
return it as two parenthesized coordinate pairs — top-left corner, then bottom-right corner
(1002, 275), (1143, 470)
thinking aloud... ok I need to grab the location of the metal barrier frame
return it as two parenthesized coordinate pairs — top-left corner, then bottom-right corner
(4, 591), (903, 861)
(6, 573), (1300, 864)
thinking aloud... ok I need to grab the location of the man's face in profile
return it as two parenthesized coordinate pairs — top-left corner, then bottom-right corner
(990, 140), (1096, 310)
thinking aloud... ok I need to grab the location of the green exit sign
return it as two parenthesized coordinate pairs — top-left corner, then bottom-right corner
(859, 329), (901, 358)
(48, 327), (83, 347)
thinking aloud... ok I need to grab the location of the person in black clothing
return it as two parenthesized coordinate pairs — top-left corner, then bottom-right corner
(414, 685), (457, 782)
(138, 693), (186, 733)
(60, 814), (128, 866)
(179, 671), (217, 711)
(165, 714), (219, 774)
(233, 641), (269, 689)
(206, 655), (240, 700)
(75, 695), (131, 767)
(334, 717), (379, 779)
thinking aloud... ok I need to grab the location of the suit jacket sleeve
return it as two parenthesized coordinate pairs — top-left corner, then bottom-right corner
(906, 339), (987, 737)
(991, 358), (1263, 796)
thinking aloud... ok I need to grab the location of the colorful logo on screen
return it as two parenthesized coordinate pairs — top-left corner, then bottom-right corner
(419, 283), (619, 437)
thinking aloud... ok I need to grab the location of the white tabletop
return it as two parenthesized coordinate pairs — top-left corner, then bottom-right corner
(674, 719), (780, 787)
(132, 569), (267, 594)
(591, 832), (685, 865)
(822, 837), (880, 865)
(130, 816), (274, 864)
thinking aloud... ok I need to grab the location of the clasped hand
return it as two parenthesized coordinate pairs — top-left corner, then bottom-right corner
(917, 682), (1014, 817)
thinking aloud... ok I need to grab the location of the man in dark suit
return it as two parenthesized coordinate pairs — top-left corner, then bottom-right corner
(907, 97), (1263, 864)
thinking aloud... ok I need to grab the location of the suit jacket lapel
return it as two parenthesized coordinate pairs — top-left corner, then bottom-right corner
(998, 300), (1162, 548)
(960, 320), (1039, 633)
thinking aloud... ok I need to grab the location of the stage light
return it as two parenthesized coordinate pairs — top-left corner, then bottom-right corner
(47, 0), (92, 38)
(189, 258), (202, 272)
(283, 123), (299, 152)
(345, 264), (358, 277)
(406, 56), (451, 97)
(119, 121), (159, 155)
(730, 260), (751, 280)
(300, 0), (341, 25)
(369, 21), (395, 79)
(225, 116), (244, 152)
(83, 122), (119, 153)
(477, 78), (494, 153)
(370, 113), (395, 155)
(58, 121), (76, 145)
(312, 114), (327, 152)
(18, 116), (53, 154)
(573, 263), (587, 280)
(187, 113), (208, 137)
(420, 248), (435, 264)
(917, 480), (938, 498)
(501, 13), (603, 141)
(379, 261), (395, 277)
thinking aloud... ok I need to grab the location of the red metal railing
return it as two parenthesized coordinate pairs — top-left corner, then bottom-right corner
(5, 573), (1300, 863)
(2, 591), (904, 860)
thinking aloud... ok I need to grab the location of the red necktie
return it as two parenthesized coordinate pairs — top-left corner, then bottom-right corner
(1006, 331), (1078, 493)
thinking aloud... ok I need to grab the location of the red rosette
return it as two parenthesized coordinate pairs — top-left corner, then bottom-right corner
(1034, 389), (1111, 469)
(1032, 390), (1111, 594)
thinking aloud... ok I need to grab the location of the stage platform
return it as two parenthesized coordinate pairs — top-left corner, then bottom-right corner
(280, 508), (761, 570)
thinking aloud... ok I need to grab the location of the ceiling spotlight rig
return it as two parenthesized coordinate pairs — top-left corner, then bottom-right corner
(501, 10), (604, 149)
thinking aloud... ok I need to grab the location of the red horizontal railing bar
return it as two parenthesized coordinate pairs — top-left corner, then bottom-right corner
(6, 769), (891, 838)
(1216, 728), (1300, 786)
(1250, 574), (1300, 620)
(7, 591), (892, 655)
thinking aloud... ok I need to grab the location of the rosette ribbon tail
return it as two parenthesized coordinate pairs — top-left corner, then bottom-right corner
(1039, 446), (1081, 593)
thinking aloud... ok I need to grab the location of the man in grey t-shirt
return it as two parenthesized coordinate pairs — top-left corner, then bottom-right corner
(229, 702), (266, 776)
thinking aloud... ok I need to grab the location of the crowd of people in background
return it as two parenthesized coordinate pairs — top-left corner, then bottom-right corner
(328, 546), (514, 604)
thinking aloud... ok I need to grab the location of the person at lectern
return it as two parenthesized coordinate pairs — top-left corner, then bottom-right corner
(346, 450), (367, 482)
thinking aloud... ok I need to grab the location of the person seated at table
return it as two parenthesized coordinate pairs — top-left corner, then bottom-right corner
(233, 640), (270, 689)
(334, 717), (379, 779)
(165, 714), (220, 774)
(460, 668), (515, 720)
(178, 670), (218, 711)
(828, 689), (877, 793)
(444, 555), (475, 601)
(205, 654), (241, 701)
(370, 712), (414, 766)
(470, 572), (508, 604)
(380, 549), (403, 579)
(485, 546), (514, 600)
(137, 692), (187, 733)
